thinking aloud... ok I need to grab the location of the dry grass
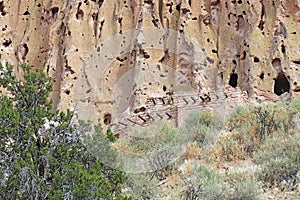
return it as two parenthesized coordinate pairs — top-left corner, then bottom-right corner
(209, 131), (247, 162)
(118, 101), (300, 199)
(182, 142), (201, 161)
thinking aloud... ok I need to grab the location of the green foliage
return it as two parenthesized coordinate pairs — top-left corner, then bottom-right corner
(107, 128), (116, 142)
(227, 101), (300, 156)
(224, 166), (262, 200)
(227, 106), (263, 156)
(181, 166), (230, 200)
(181, 164), (262, 200)
(124, 173), (160, 199)
(0, 63), (127, 199)
(2, 62), (299, 199)
(80, 122), (121, 173)
(254, 132), (300, 191)
(228, 101), (300, 190)
(184, 110), (215, 127)
(230, 178), (261, 200)
(182, 111), (214, 145)
(118, 122), (180, 154)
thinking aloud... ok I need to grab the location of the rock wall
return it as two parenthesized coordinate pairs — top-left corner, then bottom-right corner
(1, 0), (300, 131)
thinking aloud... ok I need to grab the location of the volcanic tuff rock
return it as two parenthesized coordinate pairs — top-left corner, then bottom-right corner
(1, 0), (300, 130)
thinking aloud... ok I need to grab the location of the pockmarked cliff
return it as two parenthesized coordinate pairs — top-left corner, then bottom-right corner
(1, 0), (300, 133)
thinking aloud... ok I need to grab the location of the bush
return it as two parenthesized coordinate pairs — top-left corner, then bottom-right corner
(209, 131), (248, 162)
(227, 105), (272, 156)
(181, 166), (230, 200)
(224, 166), (261, 200)
(182, 111), (213, 145)
(254, 132), (300, 191)
(0, 63), (127, 199)
(114, 122), (187, 173)
(230, 178), (261, 200)
(124, 173), (160, 199)
(121, 122), (180, 154)
(181, 163), (262, 200)
(227, 101), (300, 157)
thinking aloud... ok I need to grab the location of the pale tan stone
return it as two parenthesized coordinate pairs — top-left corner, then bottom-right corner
(1, 0), (300, 133)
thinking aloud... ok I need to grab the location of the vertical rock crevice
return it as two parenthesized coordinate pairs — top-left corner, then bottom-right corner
(1, 0), (300, 125)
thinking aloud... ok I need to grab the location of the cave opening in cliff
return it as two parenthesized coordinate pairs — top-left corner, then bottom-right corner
(259, 72), (264, 80)
(274, 73), (290, 96)
(272, 58), (282, 71)
(229, 73), (238, 88)
(103, 113), (112, 125)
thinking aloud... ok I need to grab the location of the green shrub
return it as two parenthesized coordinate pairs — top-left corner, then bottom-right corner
(277, 100), (300, 134)
(184, 110), (215, 127)
(106, 128), (116, 142)
(224, 166), (261, 200)
(226, 107), (260, 157)
(0, 63), (127, 199)
(121, 122), (181, 154)
(124, 173), (160, 199)
(182, 111), (219, 146)
(230, 178), (261, 200)
(254, 132), (300, 190)
(227, 101), (300, 157)
(181, 166), (230, 200)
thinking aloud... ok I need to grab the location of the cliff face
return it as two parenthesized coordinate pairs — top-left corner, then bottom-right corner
(1, 0), (300, 132)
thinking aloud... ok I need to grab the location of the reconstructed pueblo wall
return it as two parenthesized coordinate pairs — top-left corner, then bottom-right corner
(1, 0), (300, 134)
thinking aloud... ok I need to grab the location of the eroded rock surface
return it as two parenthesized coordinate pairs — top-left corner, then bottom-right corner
(1, 0), (300, 133)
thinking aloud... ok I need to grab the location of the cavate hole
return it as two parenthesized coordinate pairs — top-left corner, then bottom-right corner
(281, 44), (286, 53)
(133, 107), (146, 114)
(292, 60), (300, 65)
(206, 56), (214, 64)
(294, 87), (300, 92)
(103, 113), (112, 125)
(163, 85), (167, 91)
(254, 57), (260, 63)
(236, 15), (245, 33)
(203, 17), (210, 25)
(98, 0), (104, 8)
(241, 51), (247, 60)
(50, 7), (59, 16)
(18, 43), (29, 61)
(259, 72), (264, 80)
(76, 9), (84, 20)
(258, 20), (264, 31)
(272, 58), (282, 71)
(3, 39), (12, 47)
(64, 90), (70, 95)
(274, 73), (290, 96)
(229, 72), (238, 88)
(23, 11), (30, 15)
(0, 1), (7, 16)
